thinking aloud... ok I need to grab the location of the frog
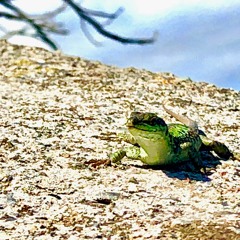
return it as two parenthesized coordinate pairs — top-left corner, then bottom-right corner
(110, 104), (233, 173)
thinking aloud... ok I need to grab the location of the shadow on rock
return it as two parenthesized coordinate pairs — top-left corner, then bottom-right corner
(133, 151), (225, 182)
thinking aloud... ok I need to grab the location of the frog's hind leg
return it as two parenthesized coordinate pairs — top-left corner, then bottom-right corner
(188, 146), (206, 174)
(179, 142), (203, 171)
(200, 135), (233, 159)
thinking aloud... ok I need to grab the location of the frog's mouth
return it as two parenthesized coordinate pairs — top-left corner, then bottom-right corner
(126, 118), (134, 127)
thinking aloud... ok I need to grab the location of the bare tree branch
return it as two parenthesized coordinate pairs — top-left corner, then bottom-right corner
(0, 0), (157, 49)
(0, 11), (19, 20)
(80, 6), (124, 20)
(82, 7), (124, 27)
(80, 17), (102, 46)
(29, 4), (66, 20)
(27, 4), (68, 35)
(0, 1), (59, 49)
(63, 0), (156, 45)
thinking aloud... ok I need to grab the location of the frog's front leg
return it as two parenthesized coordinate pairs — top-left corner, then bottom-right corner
(110, 146), (148, 164)
(117, 131), (138, 145)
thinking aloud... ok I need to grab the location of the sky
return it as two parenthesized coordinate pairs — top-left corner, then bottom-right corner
(1, 0), (240, 90)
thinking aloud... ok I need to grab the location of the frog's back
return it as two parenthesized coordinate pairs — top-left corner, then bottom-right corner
(167, 123), (202, 155)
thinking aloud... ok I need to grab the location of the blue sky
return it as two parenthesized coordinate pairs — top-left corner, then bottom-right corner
(2, 0), (240, 90)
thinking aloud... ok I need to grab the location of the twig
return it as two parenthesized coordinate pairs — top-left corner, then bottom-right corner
(63, 0), (156, 45)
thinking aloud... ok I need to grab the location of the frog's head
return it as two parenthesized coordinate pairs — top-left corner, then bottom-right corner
(126, 112), (168, 133)
(126, 112), (170, 164)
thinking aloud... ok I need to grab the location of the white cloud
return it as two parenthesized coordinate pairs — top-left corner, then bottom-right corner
(14, 0), (63, 13)
(7, 36), (52, 50)
(82, 0), (240, 18)
(1, 0), (239, 89)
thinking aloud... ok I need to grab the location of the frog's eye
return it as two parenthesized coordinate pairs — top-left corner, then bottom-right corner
(131, 116), (142, 125)
(152, 117), (167, 127)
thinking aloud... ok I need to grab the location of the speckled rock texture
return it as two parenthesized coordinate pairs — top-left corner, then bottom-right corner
(0, 40), (239, 239)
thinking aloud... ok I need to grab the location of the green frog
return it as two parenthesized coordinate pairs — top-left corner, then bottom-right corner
(110, 103), (233, 173)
